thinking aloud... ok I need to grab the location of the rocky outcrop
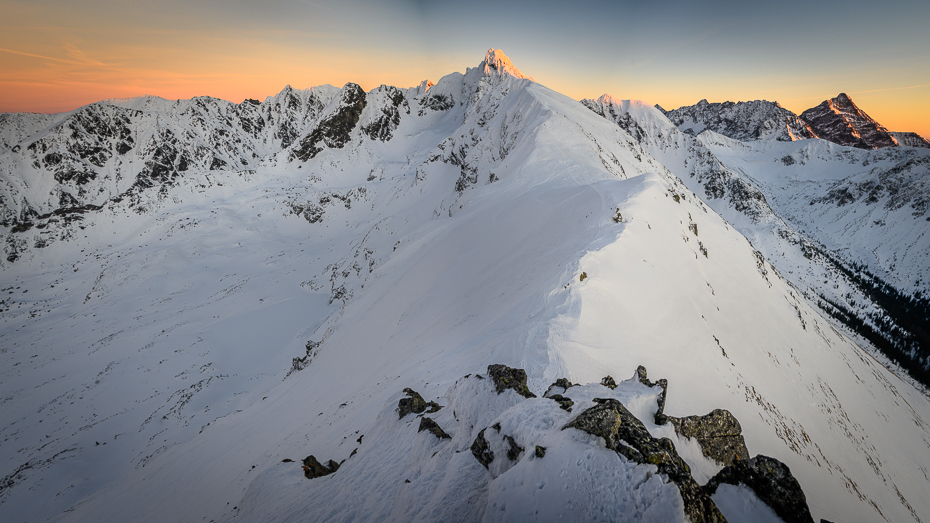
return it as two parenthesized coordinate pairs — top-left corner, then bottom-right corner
(299, 364), (814, 522)
(548, 394), (574, 412)
(487, 364), (536, 398)
(564, 398), (725, 523)
(705, 455), (814, 523)
(292, 83), (367, 161)
(470, 428), (495, 469)
(361, 85), (409, 142)
(636, 365), (669, 425)
(396, 388), (441, 419)
(302, 455), (340, 479)
(397, 388), (427, 419)
(544, 378), (573, 397)
(668, 409), (749, 466)
(418, 417), (451, 439)
(800, 93), (897, 149)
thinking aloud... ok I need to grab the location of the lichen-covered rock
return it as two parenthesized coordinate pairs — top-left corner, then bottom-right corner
(418, 416), (451, 439)
(534, 446), (546, 458)
(705, 455), (814, 523)
(397, 388), (428, 419)
(425, 401), (442, 413)
(669, 409), (749, 466)
(564, 398), (725, 523)
(544, 378), (573, 397)
(636, 365), (669, 425)
(487, 364), (536, 398)
(600, 376), (618, 389)
(548, 394), (574, 412)
(302, 455), (340, 479)
(470, 428), (494, 469)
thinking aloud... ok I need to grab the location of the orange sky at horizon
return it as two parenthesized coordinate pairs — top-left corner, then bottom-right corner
(2, 0), (928, 137)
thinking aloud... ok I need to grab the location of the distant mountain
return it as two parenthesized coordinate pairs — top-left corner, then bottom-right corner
(891, 131), (930, 148)
(800, 93), (898, 149)
(660, 99), (817, 142)
(664, 93), (925, 152)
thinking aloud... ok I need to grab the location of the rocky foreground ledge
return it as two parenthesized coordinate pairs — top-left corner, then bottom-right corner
(253, 365), (814, 522)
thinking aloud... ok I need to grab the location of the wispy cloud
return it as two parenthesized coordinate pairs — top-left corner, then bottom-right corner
(0, 46), (105, 66)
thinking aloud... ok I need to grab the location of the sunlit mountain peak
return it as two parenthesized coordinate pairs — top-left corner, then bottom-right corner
(480, 48), (533, 81)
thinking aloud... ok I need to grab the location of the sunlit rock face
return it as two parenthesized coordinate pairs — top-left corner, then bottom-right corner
(800, 93), (898, 149)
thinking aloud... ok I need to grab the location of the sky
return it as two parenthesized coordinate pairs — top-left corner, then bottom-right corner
(2, 0), (928, 136)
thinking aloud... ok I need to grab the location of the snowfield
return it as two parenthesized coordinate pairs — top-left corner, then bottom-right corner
(1, 50), (929, 523)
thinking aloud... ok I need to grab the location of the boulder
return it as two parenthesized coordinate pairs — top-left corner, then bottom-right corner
(487, 364), (536, 398)
(544, 378), (573, 397)
(397, 388), (428, 419)
(470, 428), (494, 469)
(704, 455), (814, 523)
(418, 416), (451, 439)
(302, 455), (340, 479)
(668, 409), (749, 466)
(504, 435), (523, 461)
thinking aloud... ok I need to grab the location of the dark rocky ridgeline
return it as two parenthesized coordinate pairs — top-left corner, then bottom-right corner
(564, 398), (725, 523)
(704, 455), (815, 523)
(800, 93), (898, 150)
(291, 364), (814, 522)
(291, 83), (367, 161)
(660, 99), (818, 142)
(668, 410), (749, 467)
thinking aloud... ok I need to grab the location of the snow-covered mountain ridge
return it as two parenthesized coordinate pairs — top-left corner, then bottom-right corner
(1, 50), (929, 523)
(663, 93), (929, 151)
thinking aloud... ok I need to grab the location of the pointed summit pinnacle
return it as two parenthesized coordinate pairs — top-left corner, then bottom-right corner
(481, 49), (533, 81)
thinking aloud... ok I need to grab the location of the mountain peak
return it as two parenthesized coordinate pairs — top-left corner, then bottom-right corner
(802, 92), (897, 149)
(480, 48), (532, 81)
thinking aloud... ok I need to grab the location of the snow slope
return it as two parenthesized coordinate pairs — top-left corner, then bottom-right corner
(1, 50), (929, 523)
(586, 94), (930, 390)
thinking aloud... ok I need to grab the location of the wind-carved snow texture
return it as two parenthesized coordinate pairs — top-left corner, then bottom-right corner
(1, 49), (930, 523)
